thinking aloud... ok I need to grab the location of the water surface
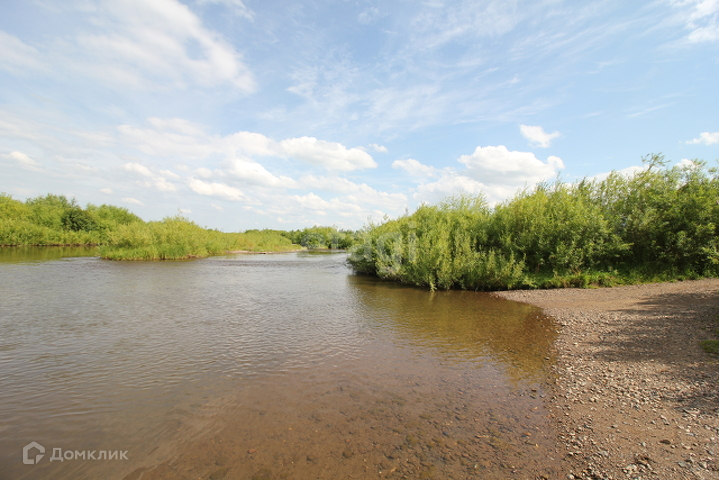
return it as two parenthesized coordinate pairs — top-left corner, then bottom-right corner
(0, 249), (564, 479)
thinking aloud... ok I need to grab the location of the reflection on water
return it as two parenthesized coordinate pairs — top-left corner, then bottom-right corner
(350, 275), (557, 382)
(0, 249), (565, 480)
(0, 245), (98, 263)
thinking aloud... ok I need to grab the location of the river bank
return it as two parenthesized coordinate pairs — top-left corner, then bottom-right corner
(495, 279), (719, 480)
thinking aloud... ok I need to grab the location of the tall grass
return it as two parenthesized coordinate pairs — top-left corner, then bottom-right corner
(349, 155), (719, 290)
(98, 217), (297, 261)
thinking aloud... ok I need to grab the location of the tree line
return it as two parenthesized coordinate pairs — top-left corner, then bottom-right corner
(0, 193), (355, 260)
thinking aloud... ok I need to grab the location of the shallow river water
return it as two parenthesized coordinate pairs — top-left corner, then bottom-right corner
(0, 247), (565, 480)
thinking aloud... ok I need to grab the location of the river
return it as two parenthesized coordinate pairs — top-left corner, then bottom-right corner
(0, 247), (564, 479)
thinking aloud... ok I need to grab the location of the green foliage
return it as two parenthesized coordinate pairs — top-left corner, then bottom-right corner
(700, 340), (719, 355)
(99, 216), (296, 260)
(1, 193), (295, 260)
(349, 156), (719, 290)
(284, 226), (358, 249)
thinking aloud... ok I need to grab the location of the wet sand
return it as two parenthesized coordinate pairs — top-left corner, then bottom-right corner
(495, 279), (719, 479)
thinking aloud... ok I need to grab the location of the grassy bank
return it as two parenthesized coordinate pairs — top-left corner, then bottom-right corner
(0, 194), (297, 260)
(348, 155), (719, 290)
(98, 217), (298, 260)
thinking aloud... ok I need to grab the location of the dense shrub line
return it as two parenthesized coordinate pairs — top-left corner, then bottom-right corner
(348, 155), (719, 290)
(0, 194), (297, 260)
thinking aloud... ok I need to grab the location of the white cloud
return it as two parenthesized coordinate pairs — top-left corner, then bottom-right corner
(410, 145), (565, 205)
(226, 159), (298, 188)
(299, 175), (406, 209)
(0, 32), (44, 74)
(289, 192), (331, 211)
(519, 124), (561, 148)
(8, 0), (256, 92)
(122, 162), (178, 192)
(671, 0), (719, 42)
(151, 177), (178, 192)
(123, 197), (144, 206)
(278, 137), (377, 171)
(194, 167), (214, 178)
(414, 173), (488, 204)
(687, 131), (719, 145)
(227, 131), (278, 157)
(188, 178), (245, 201)
(392, 158), (438, 178)
(369, 143), (388, 153)
(123, 162), (154, 177)
(118, 124), (216, 159)
(459, 145), (564, 186)
(1, 151), (42, 168)
(147, 117), (207, 137)
(100, 188), (113, 194)
(120, 119), (377, 173)
(159, 169), (181, 180)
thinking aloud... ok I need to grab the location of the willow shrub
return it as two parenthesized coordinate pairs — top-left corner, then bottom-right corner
(283, 226), (358, 249)
(350, 196), (526, 290)
(591, 155), (719, 276)
(488, 182), (628, 275)
(0, 194), (145, 245)
(349, 156), (719, 290)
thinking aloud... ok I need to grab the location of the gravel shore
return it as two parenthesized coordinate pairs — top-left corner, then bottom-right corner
(494, 279), (719, 480)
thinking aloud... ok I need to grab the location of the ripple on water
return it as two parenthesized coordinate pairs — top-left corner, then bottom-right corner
(0, 249), (564, 480)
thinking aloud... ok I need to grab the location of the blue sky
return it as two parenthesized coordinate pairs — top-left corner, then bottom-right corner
(1, 0), (718, 231)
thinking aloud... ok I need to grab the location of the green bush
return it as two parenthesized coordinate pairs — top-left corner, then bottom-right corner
(348, 155), (719, 290)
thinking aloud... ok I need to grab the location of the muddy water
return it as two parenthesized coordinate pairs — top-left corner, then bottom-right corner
(0, 249), (565, 480)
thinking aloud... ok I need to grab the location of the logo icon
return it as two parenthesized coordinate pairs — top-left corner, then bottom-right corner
(23, 442), (45, 465)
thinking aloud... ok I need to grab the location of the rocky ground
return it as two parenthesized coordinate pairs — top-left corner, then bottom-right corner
(495, 279), (719, 480)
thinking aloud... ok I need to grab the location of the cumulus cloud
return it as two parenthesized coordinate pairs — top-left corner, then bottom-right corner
(687, 131), (719, 145)
(123, 162), (154, 177)
(410, 145), (565, 205)
(392, 158), (438, 178)
(122, 162), (178, 192)
(299, 175), (406, 209)
(188, 178), (245, 201)
(120, 119), (378, 173)
(413, 173), (488, 204)
(123, 197), (144, 206)
(369, 143), (388, 153)
(519, 124), (561, 148)
(226, 159), (298, 188)
(278, 137), (377, 171)
(459, 145), (564, 185)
